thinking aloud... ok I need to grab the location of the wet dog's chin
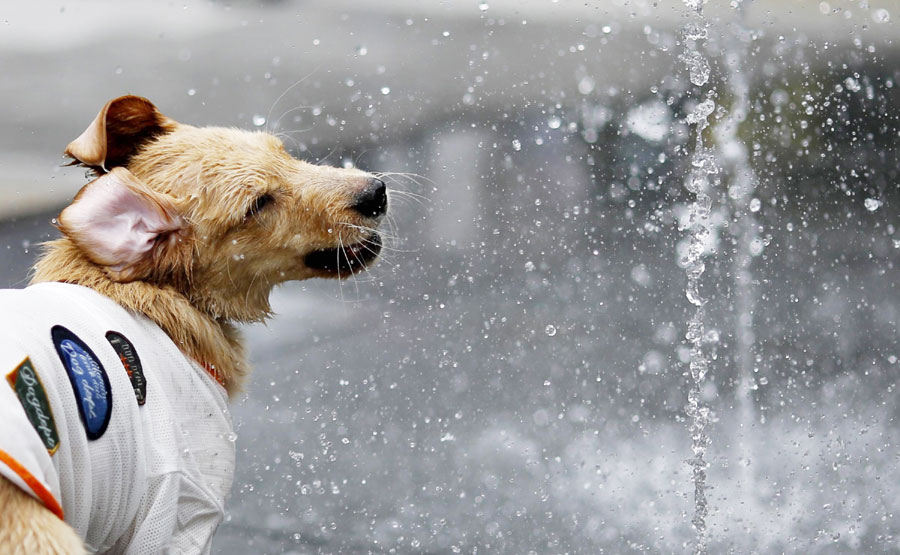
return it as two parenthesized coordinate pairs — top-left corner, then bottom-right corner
(304, 233), (382, 277)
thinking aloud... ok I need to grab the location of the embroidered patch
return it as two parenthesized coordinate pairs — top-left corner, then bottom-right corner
(105, 331), (146, 406)
(6, 358), (59, 454)
(51, 326), (112, 440)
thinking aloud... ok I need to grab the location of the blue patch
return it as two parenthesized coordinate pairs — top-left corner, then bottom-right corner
(51, 326), (112, 440)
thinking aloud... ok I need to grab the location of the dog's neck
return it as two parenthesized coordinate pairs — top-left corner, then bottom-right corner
(31, 238), (248, 396)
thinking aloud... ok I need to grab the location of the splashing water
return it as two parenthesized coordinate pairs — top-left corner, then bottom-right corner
(680, 1), (717, 553)
(681, 51), (711, 87)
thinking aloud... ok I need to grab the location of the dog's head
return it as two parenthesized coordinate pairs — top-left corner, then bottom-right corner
(57, 95), (386, 321)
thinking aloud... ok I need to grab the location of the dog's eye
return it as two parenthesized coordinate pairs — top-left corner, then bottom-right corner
(245, 193), (274, 219)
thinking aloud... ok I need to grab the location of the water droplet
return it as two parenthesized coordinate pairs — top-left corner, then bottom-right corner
(872, 8), (890, 23)
(844, 77), (861, 93)
(681, 51), (710, 86)
(545, 324), (557, 337)
(578, 76), (596, 95)
(226, 432), (237, 442)
(524, 261), (535, 272)
(749, 198), (761, 212)
(547, 116), (562, 129)
(511, 139), (522, 151)
(355, 45), (368, 56)
(187, 88), (196, 96)
(686, 99), (715, 125)
(252, 114), (266, 127)
(683, 22), (708, 40)
(750, 237), (765, 256)
(478, 2), (489, 12)
(686, 287), (704, 307)
(864, 198), (882, 212)
(380, 86), (391, 95)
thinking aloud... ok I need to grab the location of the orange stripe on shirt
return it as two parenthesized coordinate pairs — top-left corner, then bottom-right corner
(0, 448), (64, 520)
(199, 360), (227, 388)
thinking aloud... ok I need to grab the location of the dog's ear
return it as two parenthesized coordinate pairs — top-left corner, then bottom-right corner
(65, 95), (178, 171)
(58, 167), (190, 283)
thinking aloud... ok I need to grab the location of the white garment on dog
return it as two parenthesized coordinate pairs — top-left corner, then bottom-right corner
(0, 282), (234, 554)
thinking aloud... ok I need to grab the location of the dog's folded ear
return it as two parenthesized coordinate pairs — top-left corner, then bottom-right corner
(66, 95), (177, 171)
(58, 167), (191, 283)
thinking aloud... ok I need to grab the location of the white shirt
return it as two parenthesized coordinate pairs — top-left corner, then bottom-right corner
(0, 282), (234, 554)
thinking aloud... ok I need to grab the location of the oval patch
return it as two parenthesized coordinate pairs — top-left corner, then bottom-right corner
(106, 331), (146, 406)
(6, 357), (59, 453)
(51, 326), (112, 440)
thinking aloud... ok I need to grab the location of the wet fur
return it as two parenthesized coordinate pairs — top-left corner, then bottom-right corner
(0, 96), (384, 553)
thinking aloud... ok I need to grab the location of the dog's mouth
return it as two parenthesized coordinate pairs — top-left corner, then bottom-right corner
(304, 233), (382, 276)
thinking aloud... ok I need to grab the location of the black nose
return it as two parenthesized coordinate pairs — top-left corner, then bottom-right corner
(351, 178), (387, 217)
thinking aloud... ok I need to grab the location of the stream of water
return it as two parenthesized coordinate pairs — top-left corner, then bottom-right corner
(679, 2), (718, 552)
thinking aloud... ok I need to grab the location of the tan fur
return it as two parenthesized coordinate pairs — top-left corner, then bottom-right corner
(3, 96), (385, 552)
(0, 477), (86, 554)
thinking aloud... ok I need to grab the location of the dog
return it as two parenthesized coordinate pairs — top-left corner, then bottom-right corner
(0, 95), (387, 554)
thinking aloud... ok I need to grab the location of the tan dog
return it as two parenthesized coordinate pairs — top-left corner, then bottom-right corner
(0, 95), (386, 554)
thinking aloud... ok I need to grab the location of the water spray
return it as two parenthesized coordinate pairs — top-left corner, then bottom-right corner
(679, 1), (719, 552)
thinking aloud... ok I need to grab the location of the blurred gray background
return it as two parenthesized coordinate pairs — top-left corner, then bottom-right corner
(1, 0), (899, 553)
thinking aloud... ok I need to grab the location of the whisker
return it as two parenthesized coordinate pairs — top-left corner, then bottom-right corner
(384, 213), (401, 246)
(274, 126), (315, 139)
(338, 222), (400, 242)
(377, 175), (432, 212)
(387, 189), (430, 204)
(342, 231), (365, 299)
(316, 143), (341, 166)
(358, 241), (399, 266)
(386, 191), (429, 210)
(364, 238), (414, 255)
(270, 105), (314, 133)
(331, 221), (406, 266)
(336, 232), (347, 304)
(345, 228), (400, 267)
(385, 187), (429, 200)
(274, 132), (301, 153)
(338, 226), (412, 255)
(265, 66), (321, 134)
(353, 149), (371, 167)
(373, 171), (438, 189)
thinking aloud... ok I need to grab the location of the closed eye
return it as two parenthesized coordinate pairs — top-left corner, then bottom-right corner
(245, 193), (274, 219)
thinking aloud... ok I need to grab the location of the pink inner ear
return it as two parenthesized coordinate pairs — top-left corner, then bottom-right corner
(59, 168), (185, 271)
